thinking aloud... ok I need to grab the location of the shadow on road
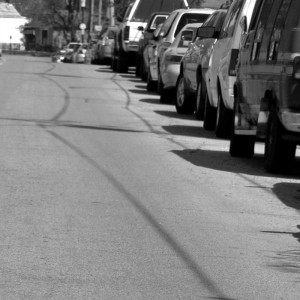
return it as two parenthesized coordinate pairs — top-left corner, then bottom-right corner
(164, 125), (216, 139)
(157, 110), (197, 120)
(171, 148), (300, 178)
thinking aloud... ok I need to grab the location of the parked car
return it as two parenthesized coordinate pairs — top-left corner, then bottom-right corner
(136, 12), (169, 81)
(204, 0), (258, 138)
(112, 0), (184, 73)
(146, 23), (164, 92)
(72, 43), (89, 63)
(156, 8), (215, 96)
(159, 23), (201, 103)
(63, 42), (81, 63)
(175, 9), (227, 115)
(230, 0), (300, 173)
(52, 49), (67, 63)
(156, 8), (216, 101)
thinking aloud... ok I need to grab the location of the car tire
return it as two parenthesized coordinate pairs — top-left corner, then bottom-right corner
(215, 90), (233, 138)
(264, 106), (296, 173)
(157, 72), (164, 95)
(203, 93), (217, 130)
(175, 75), (194, 114)
(160, 88), (175, 104)
(147, 68), (157, 92)
(195, 77), (206, 120)
(117, 50), (128, 73)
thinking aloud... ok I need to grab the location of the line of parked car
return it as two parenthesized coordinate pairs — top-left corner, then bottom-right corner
(57, 0), (300, 175)
(134, 0), (300, 175)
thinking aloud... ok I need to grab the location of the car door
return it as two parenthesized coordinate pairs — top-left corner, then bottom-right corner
(208, 0), (244, 107)
(186, 14), (217, 92)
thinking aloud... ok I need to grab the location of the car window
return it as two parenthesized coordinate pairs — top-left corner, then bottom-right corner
(132, 0), (183, 22)
(178, 30), (194, 48)
(281, 0), (300, 52)
(268, 0), (293, 61)
(107, 30), (115, 39)
(150, 15), (168, 30)
(175, 13), (211, 37)
(249, 0), (274, 61)
(160, 12), (178, 37)
(123, 4), (133, 21)
(220, 0), (244, 39)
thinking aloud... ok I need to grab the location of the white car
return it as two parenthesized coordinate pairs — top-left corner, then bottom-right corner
(156, 8), (215, 101)
(160, 23), (201, 103)
(113, 0), (183, 73)
(205, 0), (258, 138)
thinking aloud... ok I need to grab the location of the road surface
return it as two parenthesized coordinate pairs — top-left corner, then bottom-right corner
(0, 55), (299, 299)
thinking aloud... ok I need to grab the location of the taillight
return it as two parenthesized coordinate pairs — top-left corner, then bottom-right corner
(228, 49), (239, 76)
(293, 56), (300, 79)
(124, 26), (130, 41)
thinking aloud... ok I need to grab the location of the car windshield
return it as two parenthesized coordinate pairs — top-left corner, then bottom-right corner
(174, 13), (211, 37)
(132, 0), (184, 22)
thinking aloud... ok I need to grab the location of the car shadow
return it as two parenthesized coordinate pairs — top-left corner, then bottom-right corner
(139, 98), (165, 105)
(135, 84), (147, 89)
(171, 147), (300, 178)
(163, 125), (219, 139)
(95, 68), (113, 73)
(156, 110), (196, 120)
(128, 89), (156, 95)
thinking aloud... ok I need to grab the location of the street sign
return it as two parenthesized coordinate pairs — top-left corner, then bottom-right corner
(94, 25), (102, 32)
(79, 23), (86, 30)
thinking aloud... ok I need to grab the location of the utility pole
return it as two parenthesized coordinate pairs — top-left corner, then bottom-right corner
(109, 0), (115, 26)
(90, 0), (95, 36)
(98, 0), (102, 27)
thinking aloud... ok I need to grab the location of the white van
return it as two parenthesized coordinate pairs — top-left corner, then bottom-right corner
(204, 0), (259, 138)
(113, 0), (184, 73)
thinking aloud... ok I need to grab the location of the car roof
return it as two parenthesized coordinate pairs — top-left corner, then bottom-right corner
(171, 8), (215, 14)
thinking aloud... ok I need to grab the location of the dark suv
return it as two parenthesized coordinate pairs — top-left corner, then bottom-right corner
(230, 0), (300, 173)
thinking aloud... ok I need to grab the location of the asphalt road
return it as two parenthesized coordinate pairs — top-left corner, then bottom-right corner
(0, 55), (299, 299)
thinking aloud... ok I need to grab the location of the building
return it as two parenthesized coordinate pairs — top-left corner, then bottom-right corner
(0, 2), (27, 50)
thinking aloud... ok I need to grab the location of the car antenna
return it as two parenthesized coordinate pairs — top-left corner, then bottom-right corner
(183, 0), (189, 9)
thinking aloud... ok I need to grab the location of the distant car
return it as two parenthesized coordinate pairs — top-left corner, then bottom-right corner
(159, 23), (201, 103)
(112, 0), (184, 73)
(155, 8), (215, 101)
(52, 49), (67, 62)
(136, 12), (169, 80)
(176, 9), (227, 116)
(63, 42), (81, 63)
(72, 43), (89, 63)
(97, 26), (117, 64)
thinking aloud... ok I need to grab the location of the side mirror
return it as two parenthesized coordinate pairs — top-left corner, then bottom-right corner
(240, 16), (247, 33)
(138, 26), (144, 31)
(197, 26), (215, 39)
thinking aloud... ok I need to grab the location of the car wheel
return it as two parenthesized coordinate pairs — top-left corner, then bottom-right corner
(203, 93), (217, 130)
(264, 106), (296, 173)
(215, 90), (233, 138)
(157, 72), (164, 95)
(160, 88), (175, 104)
(229, 96), (255, 158)
(117, 50), (128, 73)
(195, 77), (206, 120)
(135, 54), (141, 77)
(175, 75), (194, 114)
(147, 68), (157, 92)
